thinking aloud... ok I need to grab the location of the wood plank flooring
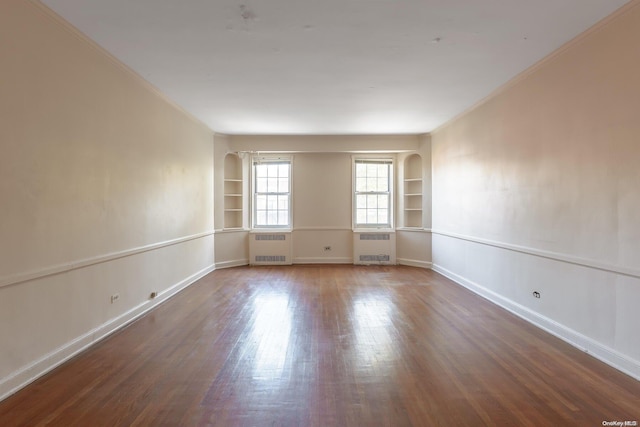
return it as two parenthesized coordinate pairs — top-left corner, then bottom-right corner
(1, 265), (638, 426)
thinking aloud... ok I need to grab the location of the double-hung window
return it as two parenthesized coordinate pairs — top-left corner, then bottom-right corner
(252, 157), (291, 228)
(353, 158), (393, 228)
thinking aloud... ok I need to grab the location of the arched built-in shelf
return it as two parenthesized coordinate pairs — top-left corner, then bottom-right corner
(224, 153), (243, 229)
(403, 154), (423, 228)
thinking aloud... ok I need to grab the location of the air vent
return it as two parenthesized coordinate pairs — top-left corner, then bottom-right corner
(255, 255), (287, 263)
(255, 234), (286, 241)
(359, 255), (390, 262)
(360, 233), (390, 241)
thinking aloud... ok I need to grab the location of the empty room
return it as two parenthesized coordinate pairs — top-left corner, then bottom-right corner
(1, 0), (639, 425)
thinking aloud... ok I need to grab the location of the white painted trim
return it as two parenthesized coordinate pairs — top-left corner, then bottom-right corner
(292, 226), (352, 231)
(0, 231), (215, 289)
(431, 230), (640, 280)
(396, 228), (432, 233)
(0, 264), (215, 402)
(432, 263), (640, 381)
(397, 258), (433, 269)
(215, 259), (249, 269)
(292, 257), (353, 264)
(214, 228), (249, 234)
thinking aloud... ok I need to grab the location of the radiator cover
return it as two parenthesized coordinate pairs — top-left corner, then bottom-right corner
(249, 232), (292, 265)
(353, 232), (396, 265)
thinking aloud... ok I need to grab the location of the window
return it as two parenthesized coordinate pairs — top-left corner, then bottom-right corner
(252, 157), (291, 228)
(353, 158), (393, 228)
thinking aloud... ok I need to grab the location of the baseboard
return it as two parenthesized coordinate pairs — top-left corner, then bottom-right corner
(432, 264), (640, 381)
(397, 258), (433, 269)
(0, 264), (215, 402)
(214, 259), (249, 269)
(292, 257), (353, 264)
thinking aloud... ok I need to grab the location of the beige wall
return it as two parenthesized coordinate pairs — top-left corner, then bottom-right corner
(0, 0), (215, 399)
(431, 1), (640, 379)
(292, 153), (353, 263)
(227, 135), (432, 265)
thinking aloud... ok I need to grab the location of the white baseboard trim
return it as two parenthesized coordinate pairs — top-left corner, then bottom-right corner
(397, 258), (433, 269)
(0, 264), (215, 402)
(432, 263), (640, 381)
(292, 257), (353, 264)
(215, 259), (249, 269)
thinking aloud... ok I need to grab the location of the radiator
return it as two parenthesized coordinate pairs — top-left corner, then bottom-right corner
(353, 232), (396, 265)
(249, 232), (292, 265)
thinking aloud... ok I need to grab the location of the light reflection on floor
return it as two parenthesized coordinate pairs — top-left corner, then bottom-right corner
(352, 292), (398, 371)
(249, 292), (292, 382)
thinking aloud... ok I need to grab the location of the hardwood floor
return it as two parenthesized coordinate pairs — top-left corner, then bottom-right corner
(1, 265), (638, 426)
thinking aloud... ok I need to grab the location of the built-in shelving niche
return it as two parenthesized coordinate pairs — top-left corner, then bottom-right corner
(403, 154), (423, 228)
(223, 153), (243, 229)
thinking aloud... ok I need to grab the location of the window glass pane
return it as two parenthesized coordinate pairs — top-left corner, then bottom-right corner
(378, 210), (388, 224)
(256, 177), (267, 193)
(254, 160), (291, 228)
(356, 194), (367, 210)
(277, 211), (288, 225)
(367, 177), (377, 191)
(367, 209), (378, 224)
(256, 211), (266, 225)
(266, 211), (277, 225)
(354, 160), (392, 226)
(256, 165), (267, 178)
(266, 195), (276, 210)
(278, 178), (288, 192)
(367, 194), (378, 209)
(264, 178), (274, 192)
(256, 195), (267, 210)
(377, 177), (388, 192)
(278, 196), (288, 210)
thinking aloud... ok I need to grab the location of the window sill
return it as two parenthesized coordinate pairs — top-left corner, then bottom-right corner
(352, 228), (395, 233)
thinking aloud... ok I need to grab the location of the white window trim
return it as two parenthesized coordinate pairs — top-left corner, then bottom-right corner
(251, 155), (293, 230)
(352, 156), (395, 231)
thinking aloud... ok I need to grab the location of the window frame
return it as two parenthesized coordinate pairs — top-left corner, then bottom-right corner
(352, 157), (394, 230)
(251, 155), (293, 229)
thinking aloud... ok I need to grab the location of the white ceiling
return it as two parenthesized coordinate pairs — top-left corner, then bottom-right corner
(41, 0), (629, 135)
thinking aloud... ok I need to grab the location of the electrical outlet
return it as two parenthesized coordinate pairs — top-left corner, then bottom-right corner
(533, 291), (541, 299)
(110, 293), (120, 304)
(324, 246), (331, 251)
